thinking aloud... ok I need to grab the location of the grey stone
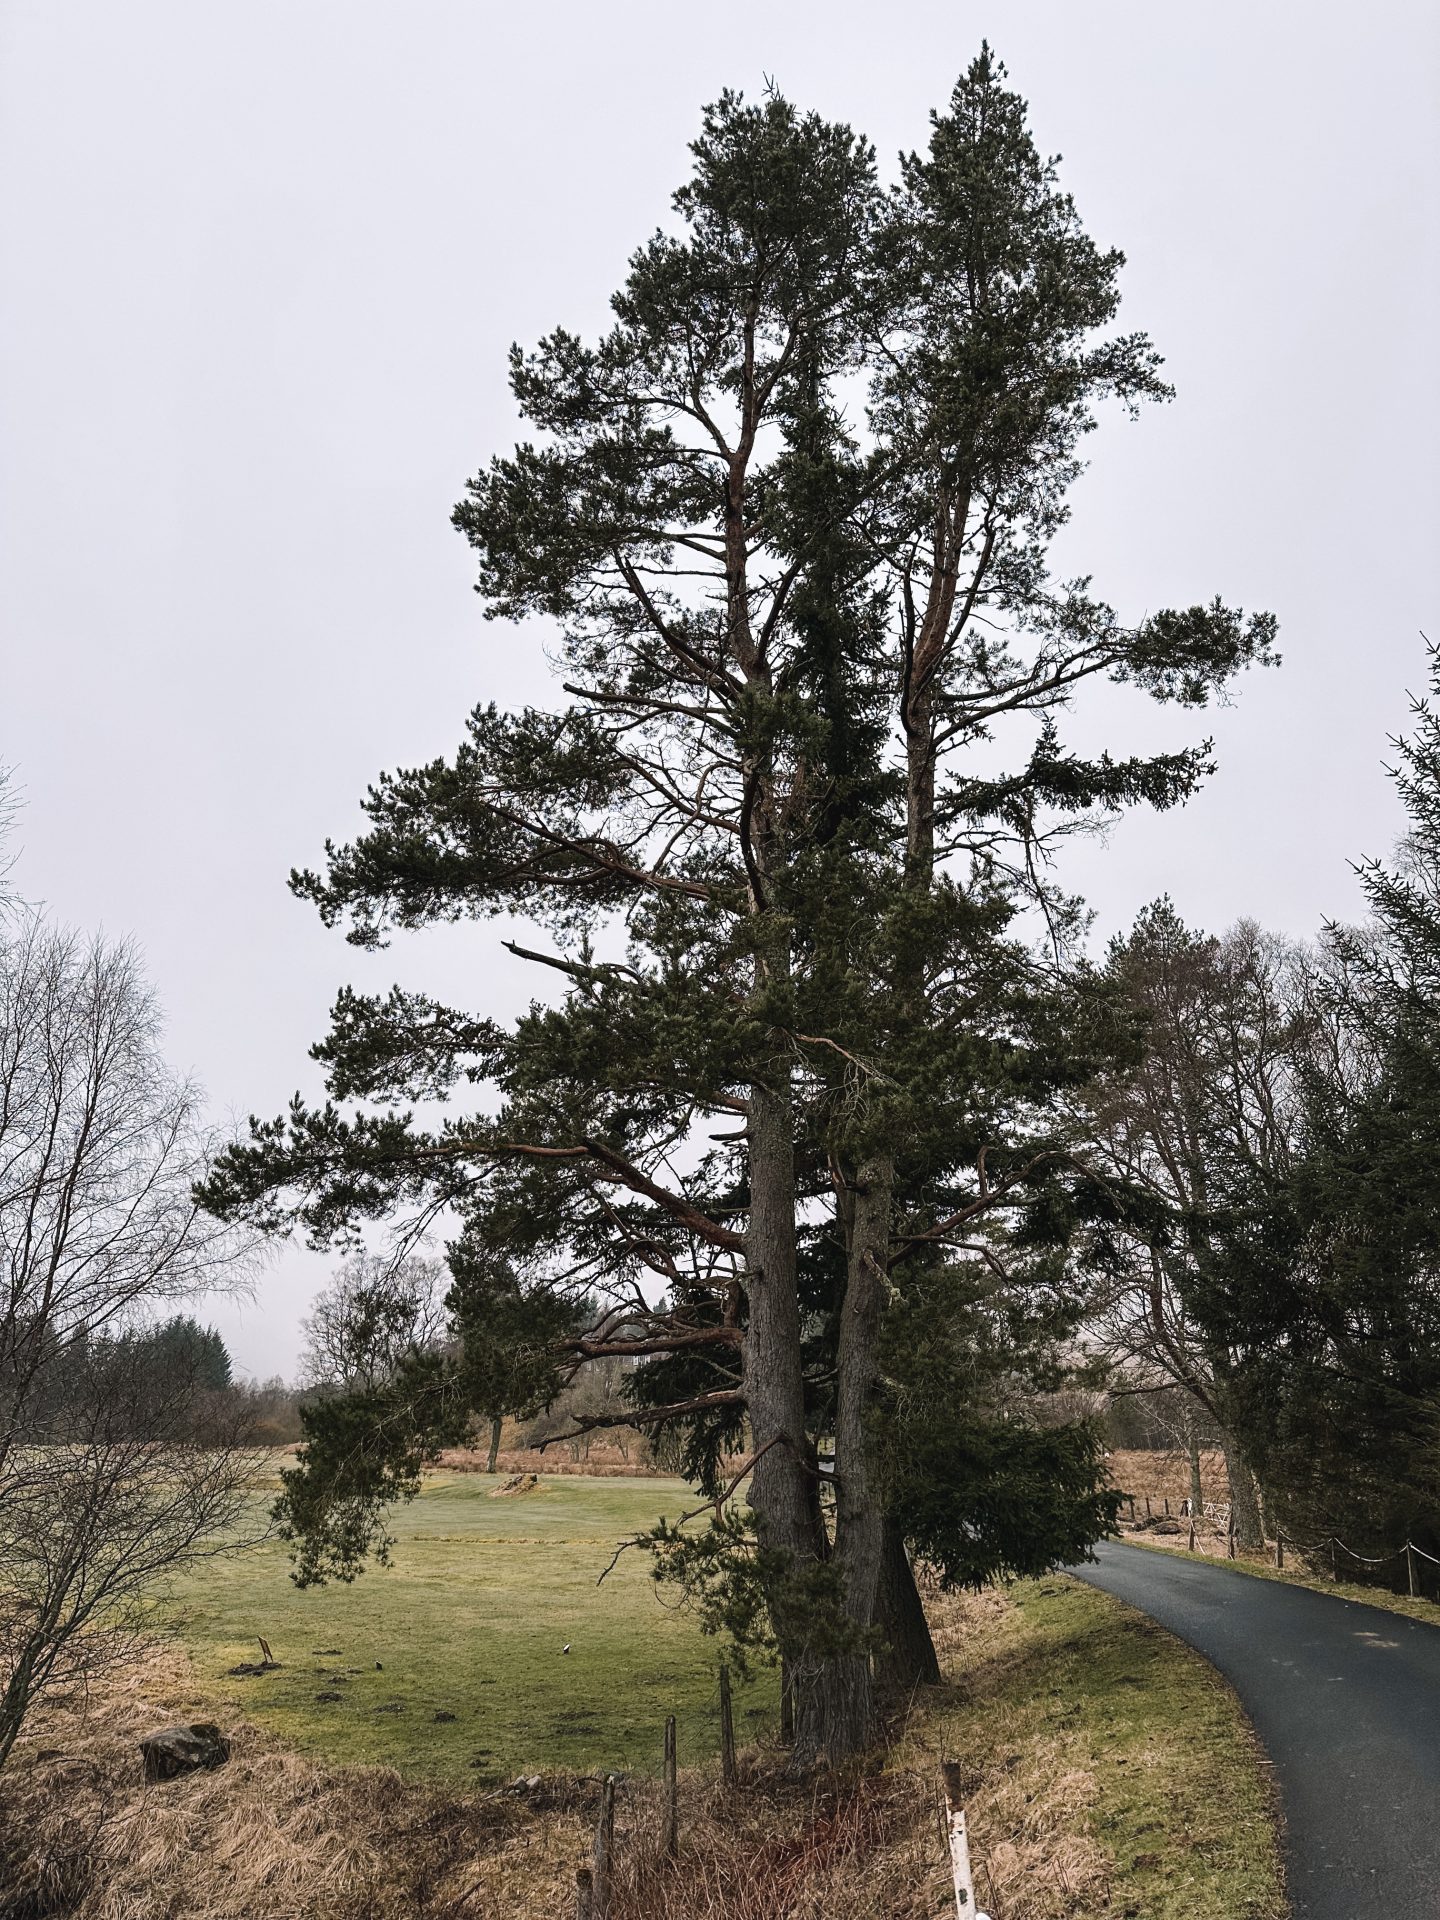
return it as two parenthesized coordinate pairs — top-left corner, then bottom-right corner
(140, 1722), (231, 1782)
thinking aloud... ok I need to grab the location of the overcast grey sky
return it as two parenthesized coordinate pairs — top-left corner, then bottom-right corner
(3, 2), (1437, 1378)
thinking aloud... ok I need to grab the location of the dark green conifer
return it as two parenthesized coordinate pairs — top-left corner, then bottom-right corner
(200, 50), (1274, 1762)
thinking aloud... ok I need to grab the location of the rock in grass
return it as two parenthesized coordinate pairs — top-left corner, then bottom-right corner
(140, 1723), (231, 1782)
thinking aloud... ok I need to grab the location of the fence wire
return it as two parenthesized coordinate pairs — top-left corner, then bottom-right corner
(1120, 1491), (1440, 1592)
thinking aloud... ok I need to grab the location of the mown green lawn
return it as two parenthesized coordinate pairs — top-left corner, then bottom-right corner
(165, 1471), (776, 1783)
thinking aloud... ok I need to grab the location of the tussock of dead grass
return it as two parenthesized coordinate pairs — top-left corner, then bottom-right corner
(0, 1645), (571, 1920)
(595, 1765), (941, 1920)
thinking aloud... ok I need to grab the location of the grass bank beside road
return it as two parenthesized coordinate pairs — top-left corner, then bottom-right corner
(885, 1576), (1286, 1920)
(5, 1473), (1285, 1918)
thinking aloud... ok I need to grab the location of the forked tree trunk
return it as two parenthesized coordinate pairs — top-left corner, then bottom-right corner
(872, 1519), (941, 1694)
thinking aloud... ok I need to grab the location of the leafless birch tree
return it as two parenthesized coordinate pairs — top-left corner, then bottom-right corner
(0, 916), (254, 1767)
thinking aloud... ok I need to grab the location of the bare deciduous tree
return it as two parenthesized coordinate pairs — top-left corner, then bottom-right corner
(0, 916), (255, 1768)
(1078, 910), (1309, 1548)
(298, 1252), (446, 1394)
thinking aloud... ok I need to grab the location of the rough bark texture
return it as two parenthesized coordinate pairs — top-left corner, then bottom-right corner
(819, 1152), (895, 1757)
(743, 1076), (832, 1765)
(873, 1520), (942, 1694)
(1222, 1433), (1265, 1549)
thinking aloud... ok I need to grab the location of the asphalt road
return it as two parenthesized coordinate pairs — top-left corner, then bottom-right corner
(1068, 1541), (1440, 1919)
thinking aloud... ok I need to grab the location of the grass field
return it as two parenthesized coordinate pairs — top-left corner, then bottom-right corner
(6, 1473), (1286, 1918)
(166, 1471), (776, 1782)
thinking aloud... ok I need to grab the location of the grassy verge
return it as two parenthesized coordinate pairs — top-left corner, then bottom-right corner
(3, 1574), (1286, 1920)
(892, 1576), (1286, 1920)
(1118, 1527), (1440, 1628)
(6, 1472), (1285, 1919)
(164, 1470), (776, 1781)
(506, 1576), (1285, 1920)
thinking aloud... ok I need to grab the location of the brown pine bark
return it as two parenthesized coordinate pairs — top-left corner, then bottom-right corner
(812, 1151), (895, 1759)
(1222, 1432), (1264, 1550)
(873, 1520), (941, 1693)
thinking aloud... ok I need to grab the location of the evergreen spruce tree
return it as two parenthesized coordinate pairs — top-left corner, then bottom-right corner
(200, 49), (1275, 1762)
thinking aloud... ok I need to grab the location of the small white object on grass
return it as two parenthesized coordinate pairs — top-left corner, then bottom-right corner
(563, 1643), (571, 1654)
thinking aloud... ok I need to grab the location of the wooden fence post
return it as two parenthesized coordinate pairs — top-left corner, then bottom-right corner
(1164, 1497), (1170, 1517)
(718, 1662), (736, 1788)
(941, 1762), (991, 1919)
(575, 1866), (594, 1920)
(592, 1774), (616, 1920)
(1187, 1518), (1196, 1552)
(1407, 1543), (1418, 1599)
(1331, 1541), (1339, 1582)
(661, 1714), (678, 1858)
(1227, 1510), (1236, 1559)
(1274, 1532), (1284, 1570)
(1144, 1493), (1152, 1520)
(1127, 1494), (1135, 1522)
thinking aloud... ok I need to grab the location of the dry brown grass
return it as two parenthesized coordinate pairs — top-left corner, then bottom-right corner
(0, 1576), (1280, 1920)
(1107, 1447), (1231, 1512)
(0, 1644), (580, 1920)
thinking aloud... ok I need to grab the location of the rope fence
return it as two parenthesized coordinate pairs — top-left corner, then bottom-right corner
(1119, 1490), (1440, 1601)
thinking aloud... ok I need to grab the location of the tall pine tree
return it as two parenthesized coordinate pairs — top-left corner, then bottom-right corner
(201, 50), (1275, 1762)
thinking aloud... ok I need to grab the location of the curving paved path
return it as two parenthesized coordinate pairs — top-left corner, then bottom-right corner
(1067, 1541), (1440, 1919)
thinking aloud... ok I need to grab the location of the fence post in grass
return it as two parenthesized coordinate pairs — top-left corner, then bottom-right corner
(575, 1867), (594, 1920)
(1127, 1494), (1135, 1523)
(1227, 1510), (1236, 1559)
(1164, 1496), (1170, 1516)
(1188, 1518), (1196, 1552)
(592, 1774), (616, 1920)
(1331, 1541), (1339, 1582)
(661, 1714), (678, 1858)
(1144, 1493), (1151, 1520)
(718, 1661), (737, 1788)
(941, 1762), (991, 1918)
(1407, 1543), (1418, 1599)
(1275, 1532), (1284, 1570)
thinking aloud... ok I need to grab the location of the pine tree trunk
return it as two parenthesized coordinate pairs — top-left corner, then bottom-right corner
(821, 1151), (895, 1759)
(873, 1519), (941, 1694)
(743, 1077), (831, 1766)
(1221, 1432), (1264, 1549)
(485, 1412), (501, 1474)
(796, 1652), (873, 1766)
